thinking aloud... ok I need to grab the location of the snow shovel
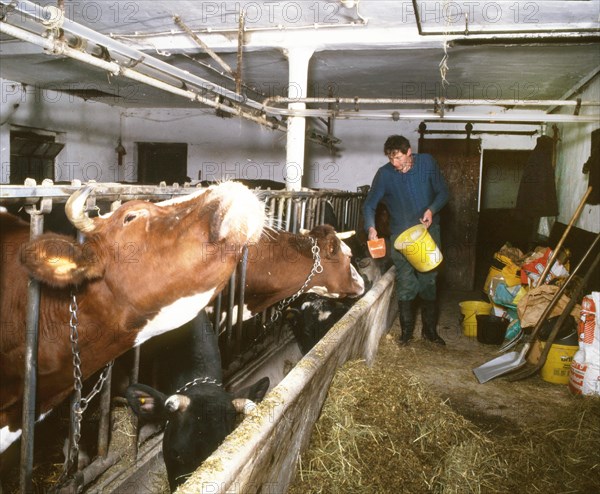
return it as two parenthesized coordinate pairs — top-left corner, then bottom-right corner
(497, 325), (523, 353)
(473, 231), (599, 384)
(507, 237), (600, 382)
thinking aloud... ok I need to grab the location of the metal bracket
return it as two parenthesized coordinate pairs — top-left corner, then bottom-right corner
(434, 97), (445, 117)
(24, 178), (53, 216)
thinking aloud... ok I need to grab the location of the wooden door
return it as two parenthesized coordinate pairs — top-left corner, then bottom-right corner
(418, 138), (481, 291)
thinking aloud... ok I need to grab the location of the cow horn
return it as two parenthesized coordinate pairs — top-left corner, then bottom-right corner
(299, 228), (310, 235)
(165, 394), (191, 412)
(335, 230), (356, 240)
(232, 398), (258, 415)
(65, 185), (96, 233)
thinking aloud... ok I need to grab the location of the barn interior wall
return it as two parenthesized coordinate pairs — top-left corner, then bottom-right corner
(552, 74), (600, 235)
(121, 108), (286, 184)
(0, 78), (123, 184)
(2, 71), (597, 239)
(305, 118), (538, 193)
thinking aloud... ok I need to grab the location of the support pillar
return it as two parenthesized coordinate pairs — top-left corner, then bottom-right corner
(284, 47), (314, 191)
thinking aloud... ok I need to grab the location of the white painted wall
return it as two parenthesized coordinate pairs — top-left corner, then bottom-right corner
(553, 75), (600, 234)
(1, 78), (124, 184)
(122, 108), (286, 184)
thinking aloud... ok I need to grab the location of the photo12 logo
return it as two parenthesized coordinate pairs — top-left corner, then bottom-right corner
(403, 2), (540, 25)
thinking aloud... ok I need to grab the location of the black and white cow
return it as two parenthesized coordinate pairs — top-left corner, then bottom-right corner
(126, 311), (269, 491)
(279, 233), (392, 355)
(281, 293), (353, 355)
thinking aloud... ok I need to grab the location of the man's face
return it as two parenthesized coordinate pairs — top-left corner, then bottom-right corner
(388, 148), (413, 173)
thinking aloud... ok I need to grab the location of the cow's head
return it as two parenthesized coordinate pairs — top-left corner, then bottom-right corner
(126, 377), (269, 491)
(19, 182), (265, 341)
(303, 225), (365, 299)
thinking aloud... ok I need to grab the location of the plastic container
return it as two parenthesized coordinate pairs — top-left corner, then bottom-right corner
(541, 342), (579, 384)
(483, 265), (503, 294)
(393, 224), (442, 272)
(476, 315), (509, 344)
(367, 238), (386, 258)
(459, 301), (492, 337)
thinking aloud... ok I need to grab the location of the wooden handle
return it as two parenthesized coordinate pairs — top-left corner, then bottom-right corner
(534, 185), (592, 288)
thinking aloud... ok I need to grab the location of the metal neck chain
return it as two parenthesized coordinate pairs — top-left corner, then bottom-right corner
(266, 236), (323, 327)
(177, 376), (223, 394)
(62, 292), (113, 480)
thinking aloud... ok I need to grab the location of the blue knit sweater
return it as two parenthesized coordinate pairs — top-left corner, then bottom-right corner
(363, 153), (449, 237)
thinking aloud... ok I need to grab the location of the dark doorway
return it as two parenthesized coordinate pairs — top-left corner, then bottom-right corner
(137, 142), (188, 185)
(10, 131), (64, 184)
(418, 138), (482, 291)
(475, 149), (535, 291)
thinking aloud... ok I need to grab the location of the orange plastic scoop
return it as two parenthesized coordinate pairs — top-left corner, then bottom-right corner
(367, 238), (386, 258)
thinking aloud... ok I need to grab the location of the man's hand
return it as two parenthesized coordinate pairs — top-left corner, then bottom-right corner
(420, 209), (433, 228)
(368, 226), (378, 241)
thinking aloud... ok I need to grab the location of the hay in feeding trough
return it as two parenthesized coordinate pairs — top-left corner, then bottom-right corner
(288, 337), (505, 493)
(288, 335), (600, 493)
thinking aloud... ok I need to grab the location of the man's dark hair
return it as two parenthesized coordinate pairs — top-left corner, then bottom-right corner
(384, 135), (411, 156)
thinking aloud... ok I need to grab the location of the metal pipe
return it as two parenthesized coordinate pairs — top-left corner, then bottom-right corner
(410, 0), (599, 36)
(225, 272), (236, 347)
(173, 15), (234, 76)
(2, 0), (257, 107)
(264, 96), (600, 107)
(97, 365), (112, 458)
(19, 209), (44, 494)
(236, 11), (245, 95)
(0, 19), (281, 130)
(235, 247), (249, 356)
(1, 20), (597, 125)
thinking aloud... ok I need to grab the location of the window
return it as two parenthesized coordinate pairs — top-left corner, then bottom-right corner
(10, 131), (64, 184)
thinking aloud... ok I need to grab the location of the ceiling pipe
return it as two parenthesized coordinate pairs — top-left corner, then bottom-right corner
(411, 0), (600, 36)
(0, 20), (282, 131)
(173, 15), (234, 76)
(0, 0), (262, 110)
(547, 66), (600, 114)
(263, 96), (600, 108)
(1, 2), (597, 126)
(110, 19), (366, 41)
(283, 110), (599, 124)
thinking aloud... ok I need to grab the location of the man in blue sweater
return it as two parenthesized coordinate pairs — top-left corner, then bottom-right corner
(363, 135), (449, 346)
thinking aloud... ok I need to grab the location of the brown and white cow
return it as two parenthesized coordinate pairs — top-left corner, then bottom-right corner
(0, 182), (265, 452)
(242, 224), (365, 314)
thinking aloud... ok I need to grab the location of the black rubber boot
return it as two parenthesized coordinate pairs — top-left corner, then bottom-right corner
(398, 300), (415, 345)
(421, 300), (446, 345)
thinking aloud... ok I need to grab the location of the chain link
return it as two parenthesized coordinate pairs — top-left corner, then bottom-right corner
(177, 376), (222, 394)
(60, 292), (113, 484)
(270, 237), (322, 323)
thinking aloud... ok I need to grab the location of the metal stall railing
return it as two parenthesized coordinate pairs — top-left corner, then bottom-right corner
(214, 189), (365, 375)
(0, 179), (206, 494)
(0, 180), (365, 493)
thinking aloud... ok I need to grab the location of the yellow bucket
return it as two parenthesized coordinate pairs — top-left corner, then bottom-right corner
(459, 301), (492, 337)
(540, 342), (579, 384)
(393, 224), (442, 272)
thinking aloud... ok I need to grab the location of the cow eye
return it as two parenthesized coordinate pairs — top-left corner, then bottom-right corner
(123, 212), (138, 224)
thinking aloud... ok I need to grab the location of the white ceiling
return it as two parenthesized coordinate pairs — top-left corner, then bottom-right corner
(1, 1), (599, 122)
